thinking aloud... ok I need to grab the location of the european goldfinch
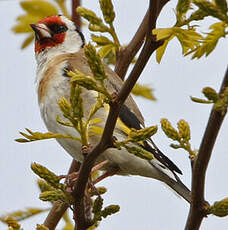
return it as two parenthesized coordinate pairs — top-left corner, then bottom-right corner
(30, 15), (191, 203)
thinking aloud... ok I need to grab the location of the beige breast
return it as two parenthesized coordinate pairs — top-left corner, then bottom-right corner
(38, 49), (145, 126)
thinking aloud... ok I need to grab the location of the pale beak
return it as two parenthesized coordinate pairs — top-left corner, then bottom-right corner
(30, 23), (52, 42)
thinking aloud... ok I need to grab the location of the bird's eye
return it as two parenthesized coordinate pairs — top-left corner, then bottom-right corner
(48, 24), (68, 34)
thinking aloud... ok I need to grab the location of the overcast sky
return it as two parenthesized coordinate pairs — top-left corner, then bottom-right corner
(0, 0), (228, 230)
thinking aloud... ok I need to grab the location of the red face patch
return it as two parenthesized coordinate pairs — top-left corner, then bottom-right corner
(35, 33), (66, 52)
(34, 16), (67, 53)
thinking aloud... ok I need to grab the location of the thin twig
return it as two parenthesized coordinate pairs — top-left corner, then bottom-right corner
(185, 65), (228, 230)
(114, 0), (170, 80)
(43, 160), (80, 230)
(72, 0), (81, 29)
(72, 1), (164, 229)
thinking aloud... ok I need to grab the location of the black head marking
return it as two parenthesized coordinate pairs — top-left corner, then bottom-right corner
(48, 23), (68, 34)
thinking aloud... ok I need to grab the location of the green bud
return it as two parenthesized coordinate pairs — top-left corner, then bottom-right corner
(209, 198), (228, 217)
(77, 7), (102, 25)
(88, 23), (109, 32)
(58, 97), (72, 117)
(124, 145), (154, 160)
(99, 0), (115, 24)
(5, 217), (20, 230)
(84, 43), (107, 81)
(69, 70), (97, 91)
(89, 187), (107, 196)
(190, 96), (213, 104)
(91, 34), (113, 46)
(37, 179), (54, 192)
(177, 119), (191, 141)
(129, 126), (158, 142)
(214, 87), (228, 113)
(70, 82), (84, 119)
(202, 87), (218, 102)
(36, 224), (49, 230)
(92, 196), (104, 214)
(101, 205), (120, 218)
(31, 163), (62, 189)
(161, 118), (180, 141)
(39, 190), (69, 203)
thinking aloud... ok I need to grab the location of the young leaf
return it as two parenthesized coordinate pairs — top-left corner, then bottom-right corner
(0, 208), (49, 222)
(132, 83), (156, 100)
(156, 35), (174, 63)
(188, 22), (226, 59)
(98, 44), (116, 58)
(15, 128), (81, 143)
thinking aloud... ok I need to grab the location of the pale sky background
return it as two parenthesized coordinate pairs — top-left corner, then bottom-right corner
(0, 0), (228, 230)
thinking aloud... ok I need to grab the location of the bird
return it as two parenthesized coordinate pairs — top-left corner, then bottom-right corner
(30, 15), (191, 203)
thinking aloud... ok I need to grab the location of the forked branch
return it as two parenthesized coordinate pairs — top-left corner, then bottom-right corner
(72, 0), (165, 229)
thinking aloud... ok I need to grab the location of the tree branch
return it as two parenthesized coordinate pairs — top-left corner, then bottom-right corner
(72, 1), (165, 229)
(114, 0), (170, 80)
(185, 65), (228, 230)
(43, 160), (81, 230)
(72, 0), (81, 29)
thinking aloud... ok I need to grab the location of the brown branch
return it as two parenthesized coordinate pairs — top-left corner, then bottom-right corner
(72, 0), (81, 28)
(72, 1), (165, 229)
(43, 160), (80, 230)
(185, 65), (228, 230)
(114, 0), (170, 80)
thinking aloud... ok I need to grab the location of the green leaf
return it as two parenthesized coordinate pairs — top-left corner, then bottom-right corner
(152, 28), (173, 40)
(173, 27), (202, 54)
(98, 44), (115, 58)
(15, 128), (81, 143)
(132, 83), (156, 100)
(156, 35), (174, 63)
(188, 22), (226, 59)
(20, 0), (58, 17)
(0, 208), (49, 223)
(154, 27), (202, 56)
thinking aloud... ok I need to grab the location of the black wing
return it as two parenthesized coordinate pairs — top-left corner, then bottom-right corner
(119, 104), (182, 174)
